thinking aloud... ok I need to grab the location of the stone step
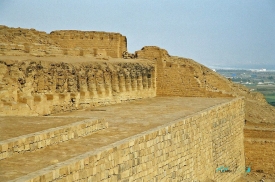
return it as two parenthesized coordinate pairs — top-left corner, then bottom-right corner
(0, 118), (108, 160)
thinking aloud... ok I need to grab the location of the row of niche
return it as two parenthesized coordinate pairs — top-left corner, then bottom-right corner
(11, 62), (155, 93)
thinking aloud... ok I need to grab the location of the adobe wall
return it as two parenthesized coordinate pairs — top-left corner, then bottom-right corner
(0, 26), (127, 58)
(136, 46), (235, 97)
(11, 98), (245, 182)
(49, 31), (127, 58)
(0, 59), (156, 116)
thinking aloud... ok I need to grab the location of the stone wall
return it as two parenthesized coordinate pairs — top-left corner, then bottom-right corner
(10, 98), (245, 182)
(0, 59), (156, 116)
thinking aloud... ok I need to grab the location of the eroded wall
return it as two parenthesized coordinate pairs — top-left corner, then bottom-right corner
(0, 26), (127, 58)
(11, 98), (245, 182)
(50, 31), (127, 58)
(136, 46), (235, 97)
(0, 59), (156, 116)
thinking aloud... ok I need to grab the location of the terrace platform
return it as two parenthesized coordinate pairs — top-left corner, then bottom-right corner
(0, 97), (233, 181)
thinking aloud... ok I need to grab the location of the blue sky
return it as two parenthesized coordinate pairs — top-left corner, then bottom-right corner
(0, 0), (274, 69)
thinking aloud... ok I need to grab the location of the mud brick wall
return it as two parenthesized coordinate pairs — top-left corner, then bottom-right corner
(244, 128), (275, 173)
(0, 43), (64, 57)
(136, 46), (234, 97)
(11, 98), (245, 182)
(0, 59), (156, 116)
(0, 26), (50, 46)
(49, 31), (127, 58)
(0, 26), (127, 58)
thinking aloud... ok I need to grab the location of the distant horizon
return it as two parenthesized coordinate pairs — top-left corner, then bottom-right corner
(209, 64), (275, 71)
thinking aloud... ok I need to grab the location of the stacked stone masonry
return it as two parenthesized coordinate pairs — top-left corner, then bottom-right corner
(10, 98), (245, 182)
(0, 118), (108, 160)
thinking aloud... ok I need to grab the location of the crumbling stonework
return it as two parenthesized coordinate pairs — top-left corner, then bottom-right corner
(0, 58), (155, 116)
(122, 51), (136, 59)
(0, 25), (149, 116)
(50, 30), (127, 58)
(0, 25), (126, 58)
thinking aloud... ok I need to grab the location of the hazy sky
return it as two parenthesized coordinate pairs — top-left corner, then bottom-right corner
(1, 0), (274, 69)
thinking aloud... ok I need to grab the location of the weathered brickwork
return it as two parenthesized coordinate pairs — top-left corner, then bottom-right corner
(0, 26), (126, 58)
(0, 59), (156, 116)
(0, 118), (107, 160)
(10, 98), (245, 182)
(50, 31), (127, 58)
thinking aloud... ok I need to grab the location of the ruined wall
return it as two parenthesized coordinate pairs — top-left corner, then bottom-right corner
(0, 25), (62, 57)
(49, 31), (127, 58)
(136, 46), (235, 97)
(0, 26), (127, 58)
(0, 59), (156, 116)
(11, 98), (245, 182)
